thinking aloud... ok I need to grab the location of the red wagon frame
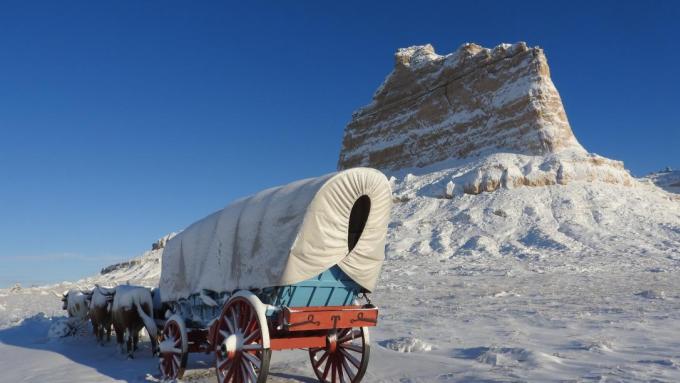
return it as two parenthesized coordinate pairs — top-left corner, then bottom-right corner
(158, 291), (378, 383)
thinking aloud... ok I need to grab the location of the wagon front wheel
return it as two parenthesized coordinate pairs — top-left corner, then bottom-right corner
(158, 315), (188, 380)
(214, 296), (271, 383)
(309, 327), (370, 383)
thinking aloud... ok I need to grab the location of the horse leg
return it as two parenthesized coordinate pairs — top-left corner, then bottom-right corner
(133, 331), (139, 351)
(114, 324), (125, 354)
(126, 328), (134, 359)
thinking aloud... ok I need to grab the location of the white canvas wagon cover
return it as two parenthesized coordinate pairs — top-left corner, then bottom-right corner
(160, 168), (392, 302)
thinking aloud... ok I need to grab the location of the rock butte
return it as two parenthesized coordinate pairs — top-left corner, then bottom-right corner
(338, 42), (634, 194)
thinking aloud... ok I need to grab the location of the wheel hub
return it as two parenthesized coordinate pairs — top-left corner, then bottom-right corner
(327, 331), (338, 353)
(221, 332), (243, 359)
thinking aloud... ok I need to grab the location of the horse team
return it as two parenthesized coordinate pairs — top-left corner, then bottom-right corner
(60, 284), (164, 359)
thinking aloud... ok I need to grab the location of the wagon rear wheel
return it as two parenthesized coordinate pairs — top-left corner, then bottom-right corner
(309, 327), (370, 383)
(214, 296), (271, 383)
(158, 315), (188, 380)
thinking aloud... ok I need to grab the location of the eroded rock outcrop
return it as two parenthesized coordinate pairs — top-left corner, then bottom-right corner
(339, 42), (634, 194)
(339, 42), (584, 171)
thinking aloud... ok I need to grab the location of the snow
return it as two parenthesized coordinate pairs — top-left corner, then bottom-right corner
(1, 156), (679, 381)
(64, 289), (91, 320)
(381, 337), (433, 353)
(644, 169), (680, 194)
(160, 315), (188, 355)
(90, 285), (115, 309)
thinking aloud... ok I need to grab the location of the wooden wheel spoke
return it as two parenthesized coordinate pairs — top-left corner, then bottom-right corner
(341, 356), (357, 380)
(227, 365), (236, 383)
(243, 328), (260, 344)
(236, 303), (244, 328)
(242, 343), (263, 351)
(340, 343), (363, 353)
(322, 352), (333, 380)
(224, 313), (235, 334)
(228, 306), (238, 329)
(337, 329), (362, 344)
(336, 354), (345, 383)
(339, 347), (362, 369)
(218, 357), (233, 372)
(331, 355), (338, 383)
(243, 357), (259, 382)
(244, 310), (255, 334)
(170, 357), (177, 376)
(234, 305), (244, 331)
(239, 359), (252, 383)
(224, 359), (236, 382)
(242, 308), (254, 332)
(338, 328), (351, 339)
(242, 351), (262, 369)
(314, 350), (330, 368)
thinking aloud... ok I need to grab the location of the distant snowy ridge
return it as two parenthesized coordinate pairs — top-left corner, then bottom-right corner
(644, 168), (680, 194)
(100, 233), (174, 276)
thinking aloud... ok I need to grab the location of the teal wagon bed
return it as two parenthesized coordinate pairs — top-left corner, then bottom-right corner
(157, 168), (392, 383)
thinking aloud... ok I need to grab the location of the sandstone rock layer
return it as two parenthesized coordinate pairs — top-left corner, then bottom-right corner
(338, 42), (584, 171)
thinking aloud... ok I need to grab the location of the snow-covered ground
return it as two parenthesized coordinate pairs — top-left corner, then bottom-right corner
(2, 156), (680, 382)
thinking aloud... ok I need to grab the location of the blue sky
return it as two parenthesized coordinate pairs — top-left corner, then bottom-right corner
(1, 1), (678, 287)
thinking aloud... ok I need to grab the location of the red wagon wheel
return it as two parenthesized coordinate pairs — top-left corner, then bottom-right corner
(214, 296), (271, 383)
(158, 315), (188, 380)
(309, 327), (370, 383)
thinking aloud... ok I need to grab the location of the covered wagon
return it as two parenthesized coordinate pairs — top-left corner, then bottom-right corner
(157, 167), (392, 382)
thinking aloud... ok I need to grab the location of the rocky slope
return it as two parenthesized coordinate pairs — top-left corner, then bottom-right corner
(338, 43), (633, 194)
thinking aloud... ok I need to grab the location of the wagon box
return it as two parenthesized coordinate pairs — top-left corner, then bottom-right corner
(157, 167), (392, 383)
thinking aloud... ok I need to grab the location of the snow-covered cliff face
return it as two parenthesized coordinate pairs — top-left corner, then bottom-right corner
(339, 42), (583, 171)
(338, 42), (634, 194)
